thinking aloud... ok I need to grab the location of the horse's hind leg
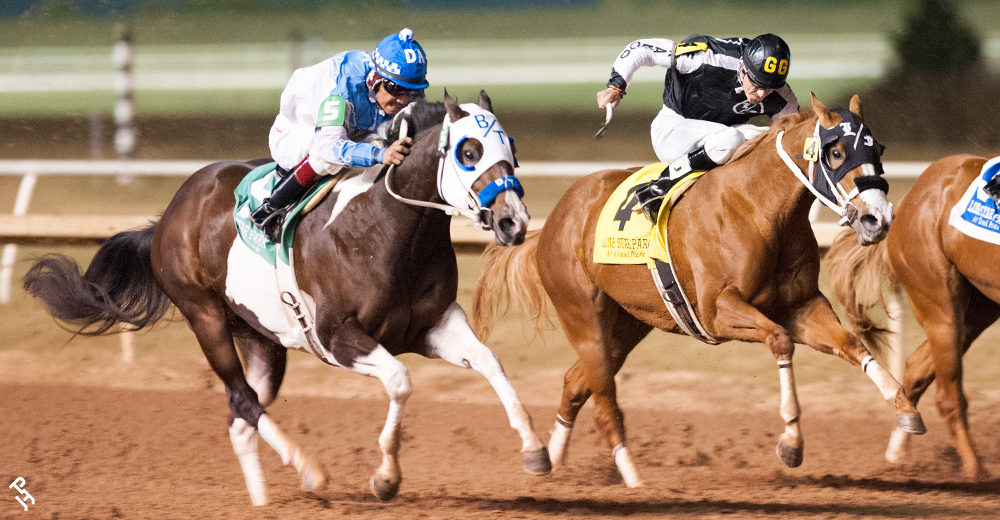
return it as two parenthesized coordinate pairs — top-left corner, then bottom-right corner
(426, 302), (551, 475)
(548, 294), (651, 487)
(893, 289), (998, 480)
(885, 338), (935, 465)
(228, 327), (293, 504)
(176, 298), (324, 505)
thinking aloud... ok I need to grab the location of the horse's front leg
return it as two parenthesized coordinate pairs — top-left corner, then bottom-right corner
(327, 320), (412, 501)
(788, 295), (925, 435)
(426, 302), (551, 475)
(712, 289), (805, 467)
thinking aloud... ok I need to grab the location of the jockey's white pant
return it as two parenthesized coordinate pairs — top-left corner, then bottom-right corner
(268, 114), (344, 177)
(650, 105), (765, 167)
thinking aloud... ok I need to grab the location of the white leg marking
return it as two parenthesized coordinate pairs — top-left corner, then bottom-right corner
(229, 418), (267, 506)
(777, 361), (804, 454)
(257, 414), (326, 491)
(348, 345), (412, 494)
(862, 356), (903, 402)
(885, 427), (912, 463)
(613, 444), (643, 488)
(548, 420), (573, 469)
(427, 302), (544, 452)
(778, 362), (801, 424)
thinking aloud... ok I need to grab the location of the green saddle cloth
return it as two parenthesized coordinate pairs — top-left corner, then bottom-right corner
(232, 162), (336, 267)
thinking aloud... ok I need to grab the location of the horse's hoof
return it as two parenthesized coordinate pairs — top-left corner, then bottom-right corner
(775, 441), (803, 468)
(897, 413), (926, 435)
(300, 464), (328, 492)
(370, 474), (400, 501)
(884, 428), (911, 463)
(522, 447), (552, 476)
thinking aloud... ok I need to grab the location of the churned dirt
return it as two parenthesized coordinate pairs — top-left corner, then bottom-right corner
(1, 361), (999, 519)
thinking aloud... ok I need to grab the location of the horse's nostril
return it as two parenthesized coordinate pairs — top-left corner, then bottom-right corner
(498, 217), (516, 235)
(860, 213), (878, 227)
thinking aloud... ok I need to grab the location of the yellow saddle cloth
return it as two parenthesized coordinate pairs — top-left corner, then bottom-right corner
(593, 163), (705, 267)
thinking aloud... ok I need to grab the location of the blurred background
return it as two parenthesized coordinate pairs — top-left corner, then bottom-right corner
(1, 0), (998, 163)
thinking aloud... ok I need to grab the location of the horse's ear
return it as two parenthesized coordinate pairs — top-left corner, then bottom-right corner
(849, 94), (864, 121)
(811, 91), (835, 128)
(443, 88), (468, 121)
(478, 90), (494, 113)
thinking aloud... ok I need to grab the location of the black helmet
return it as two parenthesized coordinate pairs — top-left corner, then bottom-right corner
(741, 34), (791, 90)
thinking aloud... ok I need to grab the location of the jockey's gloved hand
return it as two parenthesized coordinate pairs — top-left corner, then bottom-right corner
(380, 137), (412, 166)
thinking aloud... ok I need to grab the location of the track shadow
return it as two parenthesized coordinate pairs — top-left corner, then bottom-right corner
(776, 474), (1000, 496)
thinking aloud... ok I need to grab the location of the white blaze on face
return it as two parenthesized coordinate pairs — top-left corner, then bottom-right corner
(858, 169), (894, 227)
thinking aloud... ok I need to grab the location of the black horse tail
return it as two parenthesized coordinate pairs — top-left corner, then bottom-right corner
(23, 222), (172, 336)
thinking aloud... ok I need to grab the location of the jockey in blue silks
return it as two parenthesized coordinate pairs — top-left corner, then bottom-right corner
(251, 28), (429, 242)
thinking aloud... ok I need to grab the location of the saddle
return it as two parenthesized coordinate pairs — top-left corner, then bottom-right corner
(592, 164), (718, 344)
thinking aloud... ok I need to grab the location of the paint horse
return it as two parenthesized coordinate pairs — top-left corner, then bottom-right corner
(22, 92), (551, 505)
(473, 94), (924, 486)
(827, 154), (1000, 480)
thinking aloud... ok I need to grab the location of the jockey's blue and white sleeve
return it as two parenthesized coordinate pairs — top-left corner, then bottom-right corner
(312, 124), (384, 170)
(610, 38), (676, 88)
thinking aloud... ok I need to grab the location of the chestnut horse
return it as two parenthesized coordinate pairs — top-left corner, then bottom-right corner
(22, 93), (551, 506)
(827, 154), (999, 481)
(473, 94), (924, 487)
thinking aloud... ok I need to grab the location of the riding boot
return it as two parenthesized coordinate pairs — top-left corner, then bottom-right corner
(985, 174), (1000, 206)
(635, 146), (719, 222)
(251, 165), (314, 243)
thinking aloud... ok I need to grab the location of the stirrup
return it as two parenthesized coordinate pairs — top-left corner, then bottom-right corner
(250, 199), (274, 227)
(259, 207), (292, 243)
(635, 177), (678, 223)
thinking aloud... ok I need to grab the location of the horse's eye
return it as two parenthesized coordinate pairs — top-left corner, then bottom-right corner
(831, 149), (843, 160)
(458, 138), (484, 167)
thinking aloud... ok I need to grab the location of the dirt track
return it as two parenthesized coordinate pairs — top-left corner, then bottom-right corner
(2, 358), (999, 519)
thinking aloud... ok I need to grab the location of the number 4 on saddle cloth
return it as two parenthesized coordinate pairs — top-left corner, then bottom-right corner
(592, 163), (717, 344)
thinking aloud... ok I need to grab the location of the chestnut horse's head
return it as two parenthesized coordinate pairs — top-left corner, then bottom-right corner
(807, 93), (893, 245)
(438, 90), (530, 246)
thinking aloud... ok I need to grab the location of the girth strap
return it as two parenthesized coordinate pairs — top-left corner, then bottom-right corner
(651, 258), (719, 345)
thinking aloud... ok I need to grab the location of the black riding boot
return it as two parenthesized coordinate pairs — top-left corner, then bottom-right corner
(635, 146), (719, 222)
(250, 172), (311, 243)
(985, 174), (1000, 206)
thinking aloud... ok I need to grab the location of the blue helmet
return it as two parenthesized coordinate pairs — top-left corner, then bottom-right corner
(371, 28), (429, 90)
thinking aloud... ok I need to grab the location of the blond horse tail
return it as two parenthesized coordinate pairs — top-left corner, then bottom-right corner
(471, 230), (551, 340)
(825, 229), (898, 356)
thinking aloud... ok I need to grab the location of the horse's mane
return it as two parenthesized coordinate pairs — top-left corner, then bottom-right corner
(730, 110), (813, 162)
(380, 98), (448, 144)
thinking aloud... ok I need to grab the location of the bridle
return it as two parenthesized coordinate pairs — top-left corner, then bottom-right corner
(775, 112), (888, 226)
(384, 105), (523, 230)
